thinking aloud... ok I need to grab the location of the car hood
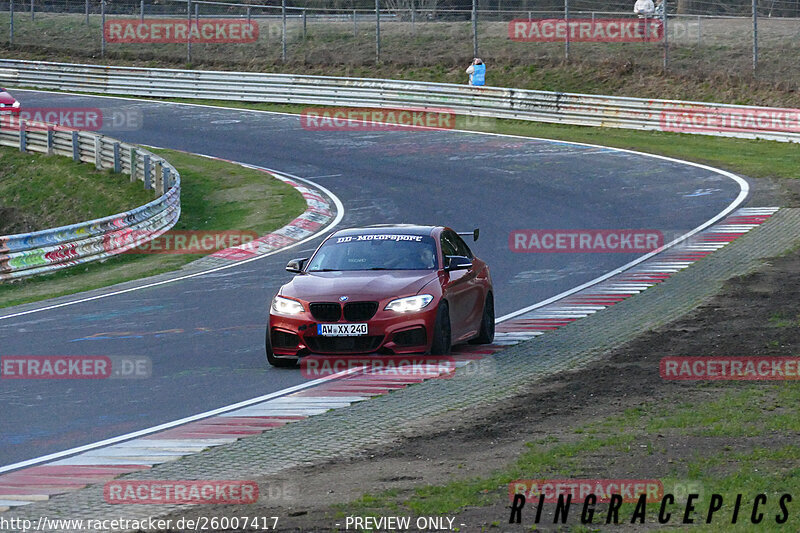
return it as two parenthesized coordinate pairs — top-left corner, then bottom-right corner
(281, 270), (438, 302)
(0, 91), (16, 106)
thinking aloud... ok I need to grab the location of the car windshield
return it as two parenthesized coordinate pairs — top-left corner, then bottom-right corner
(307, 233), (437, 271)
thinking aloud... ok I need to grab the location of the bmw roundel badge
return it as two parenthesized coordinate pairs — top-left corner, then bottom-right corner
(339, 296), (349, 301)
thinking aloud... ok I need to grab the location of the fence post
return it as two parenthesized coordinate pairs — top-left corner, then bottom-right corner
(375, 0), (380, 63)
(752, 0), (758, 73)
(10, 0), (14, 46)
(471, 0), (477, 57)
(281, 0), (286, 62)
(140, 0), (144, 21)
(94, 136), (102, 169)
(246, 6), (250, 23)
(564, 0), (569, 62)
(662, 0), (669, 71)
(187, 0), (192, 63)
(101, 0), (106, 58)
(143, 154), (151, 190)
(46, 126), (53, 155)
(154, 161), (163, 195)
(18, 119), (26, 152)
(302, 8), (306, 39)
(85, 0), (88, 25)
(410, 0), (415, 36)
(697, 15), (701, 46)
(72, 130), (80, 162)
(129, 146), (136, 182)
(113, 142), (121, 173)
(29, 0), (32, 22)
(353, 9), (357, 38)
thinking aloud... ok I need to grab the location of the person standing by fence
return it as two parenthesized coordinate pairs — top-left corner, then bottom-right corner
(466, 58), (486, 86)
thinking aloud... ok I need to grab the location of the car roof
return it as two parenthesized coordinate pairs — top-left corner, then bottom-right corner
(331, 224), (440, 238)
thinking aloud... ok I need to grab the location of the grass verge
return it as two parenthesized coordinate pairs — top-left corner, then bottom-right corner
(0, 148), (306, 309)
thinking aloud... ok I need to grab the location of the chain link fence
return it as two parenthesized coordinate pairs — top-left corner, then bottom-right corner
(0, 0), (798, 84)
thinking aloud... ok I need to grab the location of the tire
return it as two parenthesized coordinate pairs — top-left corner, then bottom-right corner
(470, 292), (495, 345)
(429, 301), (452, 355)
(266, 327), (298, 368)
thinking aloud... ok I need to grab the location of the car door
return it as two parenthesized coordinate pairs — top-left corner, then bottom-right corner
(440, 230), (480, 342)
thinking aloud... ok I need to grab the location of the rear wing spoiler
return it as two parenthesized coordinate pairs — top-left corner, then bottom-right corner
(457, 229), (480, 242)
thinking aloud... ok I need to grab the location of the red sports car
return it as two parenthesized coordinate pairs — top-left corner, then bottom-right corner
(0, 88), (20, 117)
(266, 225), (494, 367)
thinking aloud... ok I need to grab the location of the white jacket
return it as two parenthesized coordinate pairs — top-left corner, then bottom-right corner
(634, 0), (655, 16)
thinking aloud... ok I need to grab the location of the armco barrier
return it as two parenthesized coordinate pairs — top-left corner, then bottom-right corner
(0, 59), (798, 143)
(0, 119), (181, 280)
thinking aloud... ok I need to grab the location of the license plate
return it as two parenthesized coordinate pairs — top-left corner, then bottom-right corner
(317, 323), (368, 337)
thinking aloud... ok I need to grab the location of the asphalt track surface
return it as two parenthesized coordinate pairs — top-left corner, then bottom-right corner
(0, 90), (746, 468)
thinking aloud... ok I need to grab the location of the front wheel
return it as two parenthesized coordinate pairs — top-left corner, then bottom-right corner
(429, 301), (452, 355)
(470, 292), (495, 345)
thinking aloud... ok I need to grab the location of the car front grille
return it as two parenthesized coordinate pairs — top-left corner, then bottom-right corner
(271, 329), (300, 349)
(343, 301), (378, 322)
(304, 335), (384, 354)
(309, 302), (341, 322)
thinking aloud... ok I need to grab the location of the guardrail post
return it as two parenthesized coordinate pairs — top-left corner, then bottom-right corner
(129, 146), (136, 182)
(154, 161), (164, 195)
(18, 119), (26, 152)
(46, 126), (54, 155)
(143, 154), (151, 190)
(72, 130), (80, 162)
(113, 142), (121, 173)
(94, 136), (102, 169)
(162, 166), (171, 191)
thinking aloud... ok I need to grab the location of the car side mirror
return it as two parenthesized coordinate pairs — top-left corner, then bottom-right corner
(286, 257), (308, 273)
(445, 255), (472, 271)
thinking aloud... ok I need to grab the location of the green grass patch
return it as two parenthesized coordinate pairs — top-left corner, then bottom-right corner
(0, 145), (154, 234)
(0, 148), (306, 308)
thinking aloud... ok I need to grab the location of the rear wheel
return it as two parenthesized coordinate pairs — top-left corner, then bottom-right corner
(429, 301), (452, 355)
(266, 327), (298, 368)
(470, 292), (495, 345)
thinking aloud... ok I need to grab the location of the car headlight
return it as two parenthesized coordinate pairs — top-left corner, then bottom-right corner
(385, 294), (434, 313)
(271, 295), (304, 315)
(12, 101), (20, 108)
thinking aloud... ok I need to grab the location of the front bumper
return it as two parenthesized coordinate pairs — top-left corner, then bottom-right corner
(269, 304), (439, 357)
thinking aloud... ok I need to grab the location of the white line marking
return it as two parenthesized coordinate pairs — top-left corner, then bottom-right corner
(0, 367), (360, 474)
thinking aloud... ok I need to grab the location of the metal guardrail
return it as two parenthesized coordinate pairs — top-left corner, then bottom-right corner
(0, 117), (181, 280)
(0, 58), (797, 144)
